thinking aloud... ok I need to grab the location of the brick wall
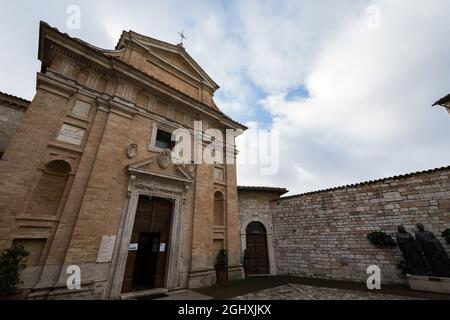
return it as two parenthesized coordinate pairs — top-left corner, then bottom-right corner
(272, 167), (450, 283)
(0, 23), (245, 298)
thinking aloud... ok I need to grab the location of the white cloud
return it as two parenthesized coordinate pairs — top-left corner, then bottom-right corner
(1, 1), (449, 196)
(238, 0), (450, 194)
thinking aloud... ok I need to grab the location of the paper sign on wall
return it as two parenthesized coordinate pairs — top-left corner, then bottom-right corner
(129, 243), (138, 251)
(159, 243), (166, 253)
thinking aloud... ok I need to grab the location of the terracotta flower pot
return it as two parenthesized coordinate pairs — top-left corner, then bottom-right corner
(216, 269), (228, 284)
(0, 290), (25, 300)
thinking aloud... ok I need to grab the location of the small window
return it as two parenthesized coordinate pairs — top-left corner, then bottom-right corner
(155, 129), (174, 150)
(214, 167), (224, 181)
(213, 191), (225, 226)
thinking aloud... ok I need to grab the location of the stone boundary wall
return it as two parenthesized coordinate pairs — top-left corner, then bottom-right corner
(272, 167), (450, 283)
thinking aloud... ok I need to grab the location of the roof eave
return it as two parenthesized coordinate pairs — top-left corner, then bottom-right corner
(432, 94), (450, 106)
(37, 22), (246, 131)
(237, 186), (289, 196)
(124, 30), (220, 90)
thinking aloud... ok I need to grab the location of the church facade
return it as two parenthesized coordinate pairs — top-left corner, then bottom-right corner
(0, 22), (246, 299)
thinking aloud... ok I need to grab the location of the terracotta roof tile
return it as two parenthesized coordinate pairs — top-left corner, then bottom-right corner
(238, 186), (289, 195)
(280, 165), (450, 200)
(0, 91), (31, 105)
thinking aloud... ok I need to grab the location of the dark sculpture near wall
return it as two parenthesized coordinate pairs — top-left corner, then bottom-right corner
(415, 223), (450, 278)
(396, 226), (428, 276)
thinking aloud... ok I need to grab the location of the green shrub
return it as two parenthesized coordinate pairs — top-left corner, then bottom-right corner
(0, 245), (29, 293)
(442, 228), (450, 245)
(214, 250), (228, 270)
(367, 230), (396, 247)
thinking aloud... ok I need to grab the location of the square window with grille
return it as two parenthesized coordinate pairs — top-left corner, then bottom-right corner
(155, 129), (174, 150)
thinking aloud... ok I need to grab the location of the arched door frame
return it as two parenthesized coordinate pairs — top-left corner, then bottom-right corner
(240, 217), (276, 275)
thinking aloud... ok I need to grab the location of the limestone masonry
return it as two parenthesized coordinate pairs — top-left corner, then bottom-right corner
(238, 167), (450, 283)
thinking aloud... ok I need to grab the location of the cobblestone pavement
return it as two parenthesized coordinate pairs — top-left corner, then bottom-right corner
(233, 284), (421, 300)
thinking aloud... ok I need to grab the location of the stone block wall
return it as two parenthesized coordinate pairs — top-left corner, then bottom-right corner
(272, 167), (450, 283)
(238, 190), (280, 275)
(0, 92), (29, 155)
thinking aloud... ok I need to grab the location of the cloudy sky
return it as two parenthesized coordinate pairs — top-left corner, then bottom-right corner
(1, 0), (449, 195)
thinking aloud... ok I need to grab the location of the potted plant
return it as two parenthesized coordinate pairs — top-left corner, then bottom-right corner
(0, 245), (29, 300)
(214, 249), (228, 284)
(442, 228), (450, 245)
(243, 249), (250, 277)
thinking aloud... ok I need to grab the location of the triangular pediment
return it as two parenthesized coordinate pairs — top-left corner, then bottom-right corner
(124, 31), (219, 90)
(128, 155), (194, 183)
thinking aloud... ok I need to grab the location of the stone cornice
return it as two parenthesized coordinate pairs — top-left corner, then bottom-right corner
(117, 30), (219, 90)
(0, 91), (30, 111)
(126, 38), (213, 92)
(38, 21), (247, 131)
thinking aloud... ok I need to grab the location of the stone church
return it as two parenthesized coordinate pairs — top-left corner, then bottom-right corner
(0, 22), (246, 299)
(1, 22), (449, 300)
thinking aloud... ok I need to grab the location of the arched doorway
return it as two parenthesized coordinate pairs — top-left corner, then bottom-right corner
(245, 222), (269, 274)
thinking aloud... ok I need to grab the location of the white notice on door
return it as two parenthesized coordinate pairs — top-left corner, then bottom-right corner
(129, 243), (138, 251)
(96, 235), (116, 263)
(159, 243), (166, 252)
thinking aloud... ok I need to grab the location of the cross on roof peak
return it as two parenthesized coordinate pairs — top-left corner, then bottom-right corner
(177, 29), (187, 47)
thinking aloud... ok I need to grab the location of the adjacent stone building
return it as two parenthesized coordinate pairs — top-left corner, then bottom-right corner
(433, 93), (450, 114)
(0, 92), (30, 158)
(238, 186), (287, 276)
(238, 166), (450, 284)
(0, 22), (246, 299)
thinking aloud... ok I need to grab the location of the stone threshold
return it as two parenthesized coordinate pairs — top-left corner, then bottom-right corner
(407, 274), (450, 294)
(120, 288), (169, 300)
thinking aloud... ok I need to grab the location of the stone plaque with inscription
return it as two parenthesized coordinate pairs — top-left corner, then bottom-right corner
(96, 235), (116, 263)
(57, 124), (85, 145)
(214, 167), (224, 181)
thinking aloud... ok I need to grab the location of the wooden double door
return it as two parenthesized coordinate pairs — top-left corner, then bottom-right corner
(246, 222), (270, 275)
(122, 196), (173, 293)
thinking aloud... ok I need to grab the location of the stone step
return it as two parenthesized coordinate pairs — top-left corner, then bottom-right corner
(120, 288), (169, 300)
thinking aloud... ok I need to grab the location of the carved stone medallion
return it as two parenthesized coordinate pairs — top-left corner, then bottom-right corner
(157, 149), (172, 169)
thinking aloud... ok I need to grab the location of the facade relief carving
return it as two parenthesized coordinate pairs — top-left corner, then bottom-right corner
(126, 143), (138, 159)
